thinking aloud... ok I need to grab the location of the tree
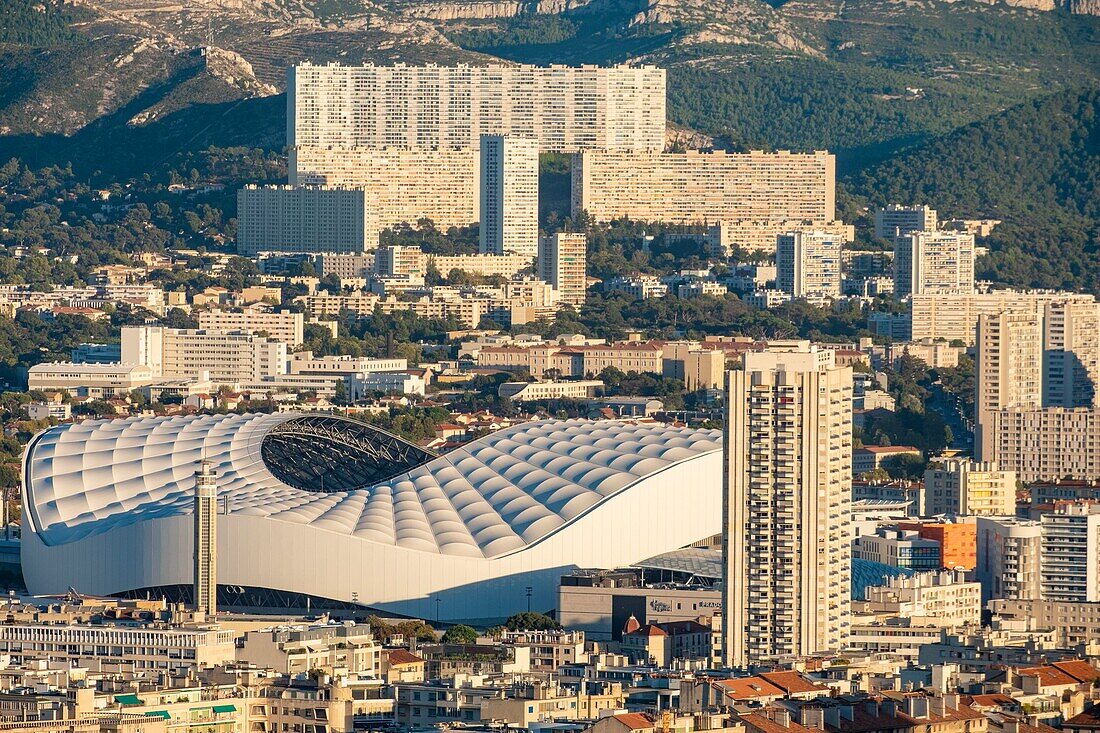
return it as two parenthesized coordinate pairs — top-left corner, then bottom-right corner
(504, 612), (561, 631)
(441, 624), (479, 644)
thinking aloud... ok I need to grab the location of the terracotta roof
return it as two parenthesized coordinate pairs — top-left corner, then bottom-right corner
(655, 620), (710, 635)
(610, 713), (655, 731)
(1018, 665), (1080, 688)
(759, 671), (829, 695)
(1050, 660), (1100, 683)
(741, 712), (816, 733)
(718, 676), (786, 700)
(964, 694), (1017, 709)
(1065, 707), (1100, 730)
(622, 615), (641, 635)
(386, 649), (424, 666)
(626, 624), (667, 637)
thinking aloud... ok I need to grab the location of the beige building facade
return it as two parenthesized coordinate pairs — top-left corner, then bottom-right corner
(236, 185), (377, 255)
(572, 150), (836, 225)
(723, 343), (853, 665)
(198, 310), (305, 347)
(922, 459), (1016, 516)
(288, 62), (667, 153)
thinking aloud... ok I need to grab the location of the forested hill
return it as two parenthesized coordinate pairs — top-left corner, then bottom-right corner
(847, 88), (1100, 293)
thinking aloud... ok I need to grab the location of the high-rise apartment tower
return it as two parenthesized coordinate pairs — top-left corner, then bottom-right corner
(722, 343), (853, 667)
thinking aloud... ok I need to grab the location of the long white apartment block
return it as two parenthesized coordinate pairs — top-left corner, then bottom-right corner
(480, 135), (540, 259)
(198, 309), (305, 347)
(893, 230), (976, 297)
(237, 185), (377, 255)
(572, 149), (836, 225)
(908, 289), (1095, 344)
(288, 62), (666, 153)
(121, 326), (287, 384)
(291, 146), (480, 231)
(776, 230), (843, 299)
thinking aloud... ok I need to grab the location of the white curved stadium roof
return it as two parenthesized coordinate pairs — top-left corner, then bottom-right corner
(22, 414), (724, 621)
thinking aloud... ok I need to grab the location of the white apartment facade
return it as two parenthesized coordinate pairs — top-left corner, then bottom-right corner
(723, 343), (853, 666)
(893, 231), (976, 297)
(198, 310), (305, 347)
(975, 516), (1042, 603)
(480, 135), (540, 259)
(538, 232), (588, 307)
(975, 311), (1043, 460)
(1039, 503), (1100, 602)
(120, 326), (287, 384)
(861, 571), (981, 627)
(775, 230), (843, 299)
(288, 62), (666, 152)
(572, 150), (836, 225)
(1043, 299), (1100, 409)
(237, 185), (377, 255)
(922, 459), (1017, 516)
(705, 219), (853, 257)
(291, 146), (480, 230)
(874, 204), (938, 239)
(907, 290), (1094, 345)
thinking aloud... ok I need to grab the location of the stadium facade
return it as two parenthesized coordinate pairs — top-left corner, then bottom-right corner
(22, 414), (722, 623)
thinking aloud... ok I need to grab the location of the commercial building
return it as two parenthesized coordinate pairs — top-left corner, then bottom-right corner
(479, 135), (540, 259)
(197, 309), (305, 347)
(854, 528), (942, 571)
(922, 460), (1017, 516)
(236, 185), (378, 255)
(26, 363), (155, 398)
(22, 415), (724, 622)
(874, 204), (938, 239)
(288, 62), (666, 153)
(908, 289), (1094, 345)
(893, 231), (976, 297)
(288, 352), (407, 377)
(775, 230), (843, 299)
(346, 371), (426, 397)
(722, 343), (853, 666)
(538, 232), (588, 307)
(120, 326), (287, 384)
(975, 516), (1042, 602)
(572, 150), (835, 225)
(498, 380), (603, 401)
(897, 518), (977, 571)
(291, 146), (480, 230)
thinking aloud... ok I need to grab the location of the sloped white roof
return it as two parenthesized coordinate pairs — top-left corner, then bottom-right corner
(25, 414), (722, 557)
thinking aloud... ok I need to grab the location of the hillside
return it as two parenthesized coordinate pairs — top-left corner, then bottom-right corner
(847, 87), (1100, 292)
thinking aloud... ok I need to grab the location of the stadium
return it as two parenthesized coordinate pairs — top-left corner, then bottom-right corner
(21, 413), (724, 623)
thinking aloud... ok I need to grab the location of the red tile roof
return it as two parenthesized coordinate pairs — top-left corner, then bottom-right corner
(610, 713), (655, 731)
(741, 712), (816, 733)
(386, 649), (424, 666)
(1051, 660), (1100, 684)
(759, 671), (829, 695)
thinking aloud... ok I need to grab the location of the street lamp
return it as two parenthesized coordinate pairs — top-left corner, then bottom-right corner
(525, 586), (533, 613)
(435, 596), (441, 622)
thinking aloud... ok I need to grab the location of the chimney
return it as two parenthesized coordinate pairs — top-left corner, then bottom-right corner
(839, 706), (855, 722)
(929, 697), (946, 719)
(773, 710), (792, 728)
(881, 700), (898, 718)
(1003, 720), (1020, 733)
(802, 708), (826, 730)
(864, 701), (880, 718)
(944, 694), (959, 712)
(906, 697), (930, 719)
